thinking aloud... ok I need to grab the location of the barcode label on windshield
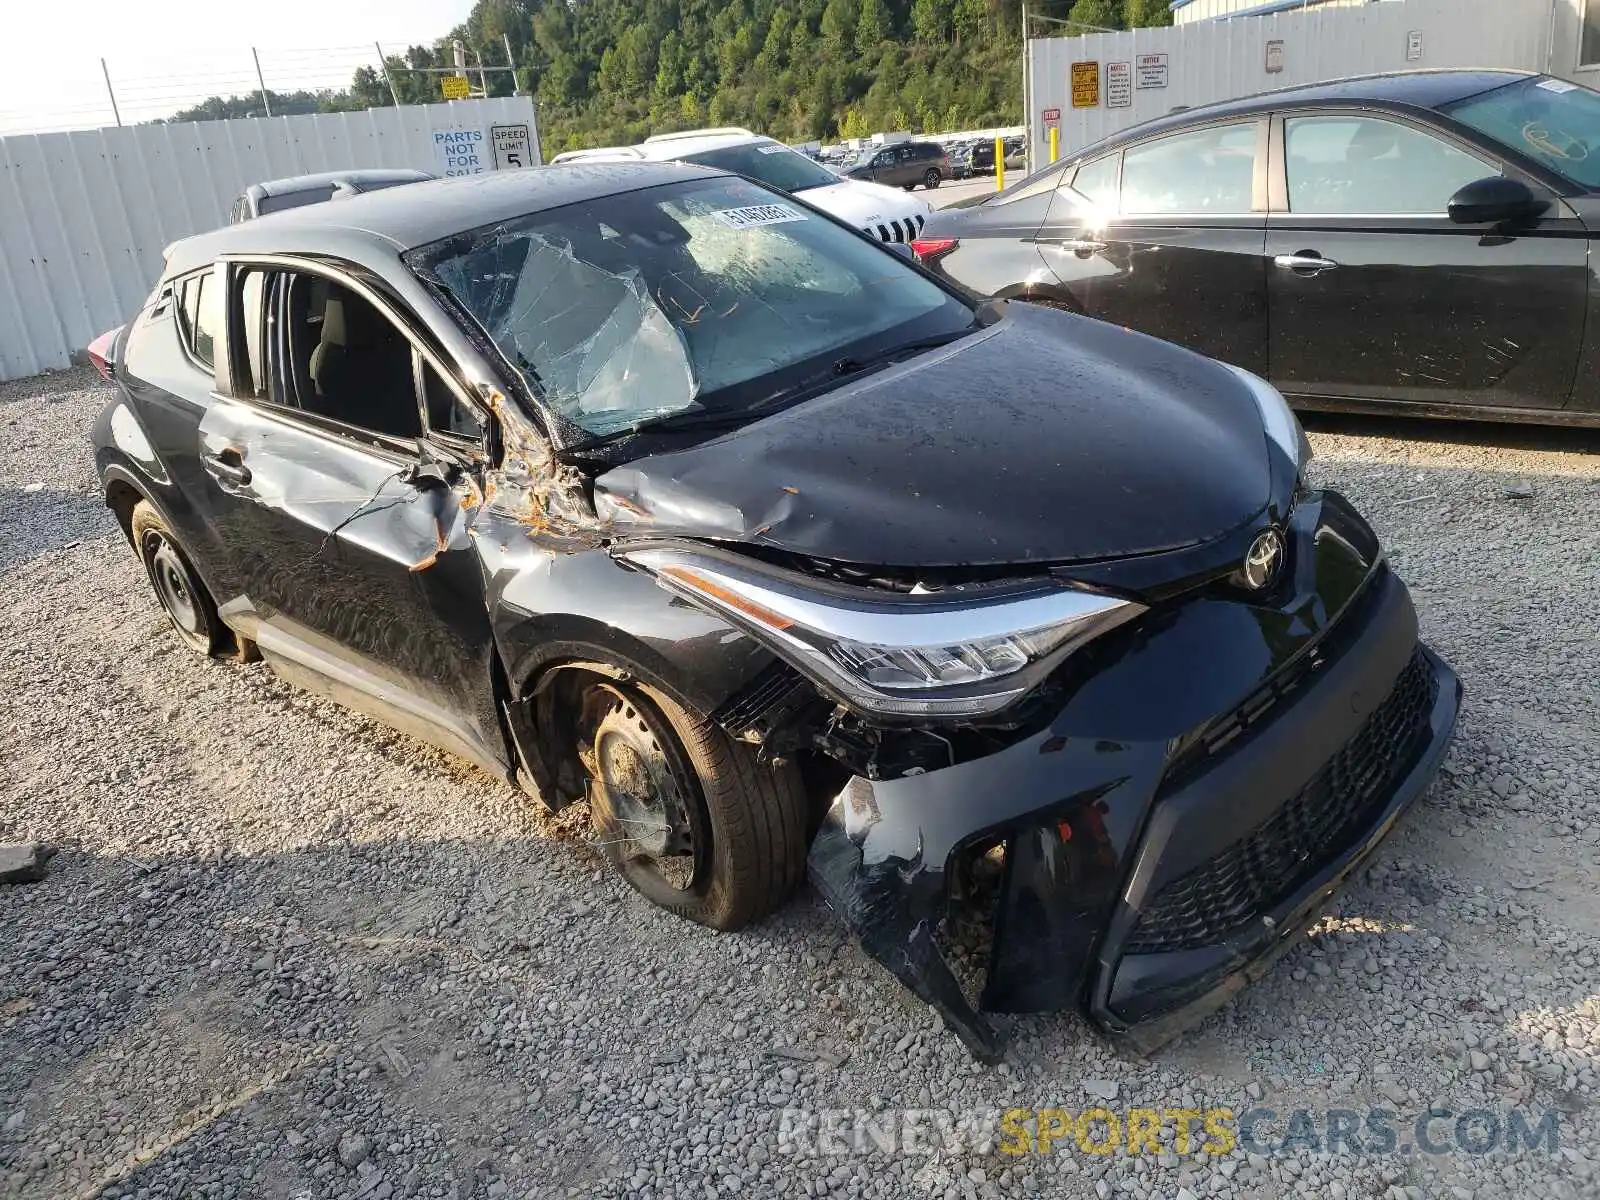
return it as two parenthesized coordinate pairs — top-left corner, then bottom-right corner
(711, 203), (808, 229)
(757, 145), (789, 154)
(1537, 78), (1578, 93)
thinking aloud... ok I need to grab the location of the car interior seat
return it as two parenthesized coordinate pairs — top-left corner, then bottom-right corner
(307, 288), (419, 437)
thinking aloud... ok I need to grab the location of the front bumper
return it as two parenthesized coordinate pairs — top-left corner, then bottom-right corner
(807, 491), (1461, 1061)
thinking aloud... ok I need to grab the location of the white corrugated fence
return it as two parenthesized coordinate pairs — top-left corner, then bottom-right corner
(1026, 0), (1555, 171)
(0, 97), (538, 381)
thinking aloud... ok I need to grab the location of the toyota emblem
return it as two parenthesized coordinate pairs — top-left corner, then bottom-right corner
(1242, 529), (1284, 592)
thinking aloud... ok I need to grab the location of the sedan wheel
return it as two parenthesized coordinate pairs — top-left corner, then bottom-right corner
(583, 681), (808, 930)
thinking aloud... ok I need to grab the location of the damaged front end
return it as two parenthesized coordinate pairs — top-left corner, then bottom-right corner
(655, 491), (1460, 1062)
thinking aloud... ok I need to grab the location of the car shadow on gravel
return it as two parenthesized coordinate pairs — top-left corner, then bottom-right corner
(0, 484), (118, 574)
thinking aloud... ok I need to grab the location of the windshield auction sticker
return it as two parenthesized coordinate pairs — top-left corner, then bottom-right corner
(711, 203), (809, 229)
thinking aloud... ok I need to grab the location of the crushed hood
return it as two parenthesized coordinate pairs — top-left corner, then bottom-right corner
(595, 304), (1273, 569)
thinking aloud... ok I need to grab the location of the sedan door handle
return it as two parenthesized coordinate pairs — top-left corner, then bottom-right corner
(204, 451), (252, 487)
(1274, 252), (1339, 273)
(1056, 238), (1108, 255)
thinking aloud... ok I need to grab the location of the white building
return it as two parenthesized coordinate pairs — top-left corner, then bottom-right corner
(1170, 0), (1600, 86)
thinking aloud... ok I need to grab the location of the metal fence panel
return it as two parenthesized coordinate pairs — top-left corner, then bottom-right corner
(1027, 0), (1554, 170)
(0, 97), (537, 381)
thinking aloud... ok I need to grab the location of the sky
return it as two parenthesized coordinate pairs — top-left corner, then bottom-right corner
(0, 0), (475, 134)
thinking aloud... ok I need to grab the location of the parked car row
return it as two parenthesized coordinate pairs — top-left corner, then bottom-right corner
(917, 70), (1600, 425)
(92, 88), (1466, 1061)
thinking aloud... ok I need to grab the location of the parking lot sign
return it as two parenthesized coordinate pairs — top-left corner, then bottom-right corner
(1107, 61), (1132, 108)
(441, 75), (471, 100)
(1071, 61), (1100, 108)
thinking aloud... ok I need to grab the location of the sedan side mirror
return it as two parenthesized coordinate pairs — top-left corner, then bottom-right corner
(1447, 176), (1548, 226)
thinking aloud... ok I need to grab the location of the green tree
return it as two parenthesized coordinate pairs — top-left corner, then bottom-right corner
(911, 0), (949, 43)
(856, 0), (890, 54)
(1068, 0), (1123, 30)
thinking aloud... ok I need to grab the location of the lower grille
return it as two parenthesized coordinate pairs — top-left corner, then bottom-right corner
(1125, 649), (1437, 955)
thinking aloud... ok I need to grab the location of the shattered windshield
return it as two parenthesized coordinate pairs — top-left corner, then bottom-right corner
(1443, 76), (1600, 189)
(408, 176), (966, 438)
(676, 143), (842, 193)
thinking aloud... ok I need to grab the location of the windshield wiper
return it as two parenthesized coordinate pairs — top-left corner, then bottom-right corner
(830, 328), (976, 379)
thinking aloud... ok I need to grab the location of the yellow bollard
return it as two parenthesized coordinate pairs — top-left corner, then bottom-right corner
(1049, 126), (1059, 164)
(995, 137), (1005, 192)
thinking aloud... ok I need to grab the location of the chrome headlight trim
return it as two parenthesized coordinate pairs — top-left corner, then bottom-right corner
(624, 546), (1144, 719)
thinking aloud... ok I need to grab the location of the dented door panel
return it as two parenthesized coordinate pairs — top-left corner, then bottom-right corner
(195, 399), (505, 761)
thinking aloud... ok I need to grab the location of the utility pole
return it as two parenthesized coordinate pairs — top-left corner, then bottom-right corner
(375, 41), (402, 106)
(503, 31), (519, 94)
(100, 58), (122, 127)
(251, 47), (273, 117)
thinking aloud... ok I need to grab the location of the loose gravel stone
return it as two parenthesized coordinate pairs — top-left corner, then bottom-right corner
(1, 371), (1596, 1199)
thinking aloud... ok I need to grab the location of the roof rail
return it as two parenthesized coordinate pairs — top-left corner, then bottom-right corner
(643, 126), (757, 144)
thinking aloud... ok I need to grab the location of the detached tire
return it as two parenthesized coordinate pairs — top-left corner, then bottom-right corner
(586, 681), (808, 931)
(130, 500), (254, 661)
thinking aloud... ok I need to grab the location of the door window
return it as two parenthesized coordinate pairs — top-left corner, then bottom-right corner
(232, 267), (424, 442)
(1283, 115), (1495, 215)
(1071, 154), (1119, 210)
(1120, 123), (1256, 215)
(421, 358), (484, 442)
(176, 271), (220, 369)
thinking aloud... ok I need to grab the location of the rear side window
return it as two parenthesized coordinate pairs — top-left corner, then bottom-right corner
(176, 271), (220, 369)
(1072, 155), (1119, 209)
(1121, 122), (1256, 215)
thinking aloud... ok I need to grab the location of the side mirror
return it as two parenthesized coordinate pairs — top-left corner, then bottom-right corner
(1447, 176), (1547, 225)
(887, 241), (914, 261)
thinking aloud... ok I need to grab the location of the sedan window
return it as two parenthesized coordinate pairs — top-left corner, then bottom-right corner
(1120, 123), (1256, 215)
(409, 175), (970, 439)
(676, 142), (844, 194)
(1284, 116), (1494, 215)
(1071, 154), (1119, 210)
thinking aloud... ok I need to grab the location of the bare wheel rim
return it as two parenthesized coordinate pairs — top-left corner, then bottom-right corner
(591, 697), (704, 894)
(144, 532), (202, 635)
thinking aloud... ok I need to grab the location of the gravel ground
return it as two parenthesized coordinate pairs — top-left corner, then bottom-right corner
(2, 367), (1598, 1200)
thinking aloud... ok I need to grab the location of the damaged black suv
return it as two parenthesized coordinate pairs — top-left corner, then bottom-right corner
(91, 162), (1460, 1060)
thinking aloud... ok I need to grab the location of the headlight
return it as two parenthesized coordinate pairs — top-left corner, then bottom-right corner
(1224, 364), (1311, 471)
(624, 547), (1143, 719)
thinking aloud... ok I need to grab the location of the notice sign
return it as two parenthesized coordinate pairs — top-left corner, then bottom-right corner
(1265, 39), (1285, 74)
(1107, 61), (1132, 108)
(433, 128), (487, 176)
(440, 74), (471, 100)
(1406, 29), (1424, 61)
(1071, 61), (1100, 108)
(1136, 53), (1169, 89)
(491, 123), (532, 170)
(1041, 107), (1061, 125)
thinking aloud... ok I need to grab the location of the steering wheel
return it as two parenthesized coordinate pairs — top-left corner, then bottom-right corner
(1523, 120), (1589, 162)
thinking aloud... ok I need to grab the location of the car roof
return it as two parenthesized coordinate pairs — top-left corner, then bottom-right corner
(1068, 68), (1536, 161)
(634, 131), (782, 159)
(169, 162), (726, 276)
(248, 168), (434, 196)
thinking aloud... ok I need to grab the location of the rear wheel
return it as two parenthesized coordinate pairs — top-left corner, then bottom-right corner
(130, 500), (253, 661)
(923, 169), (942, 190)
(582, 681), (807, 930)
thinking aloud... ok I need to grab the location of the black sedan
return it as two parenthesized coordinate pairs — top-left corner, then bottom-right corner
(915, 69), (1600, 426)
(90, 162), (1458, 1060)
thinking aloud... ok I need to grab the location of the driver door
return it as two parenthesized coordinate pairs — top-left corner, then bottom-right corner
(1265, 111), (1587, 411)
(194, 259), (509, 772)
